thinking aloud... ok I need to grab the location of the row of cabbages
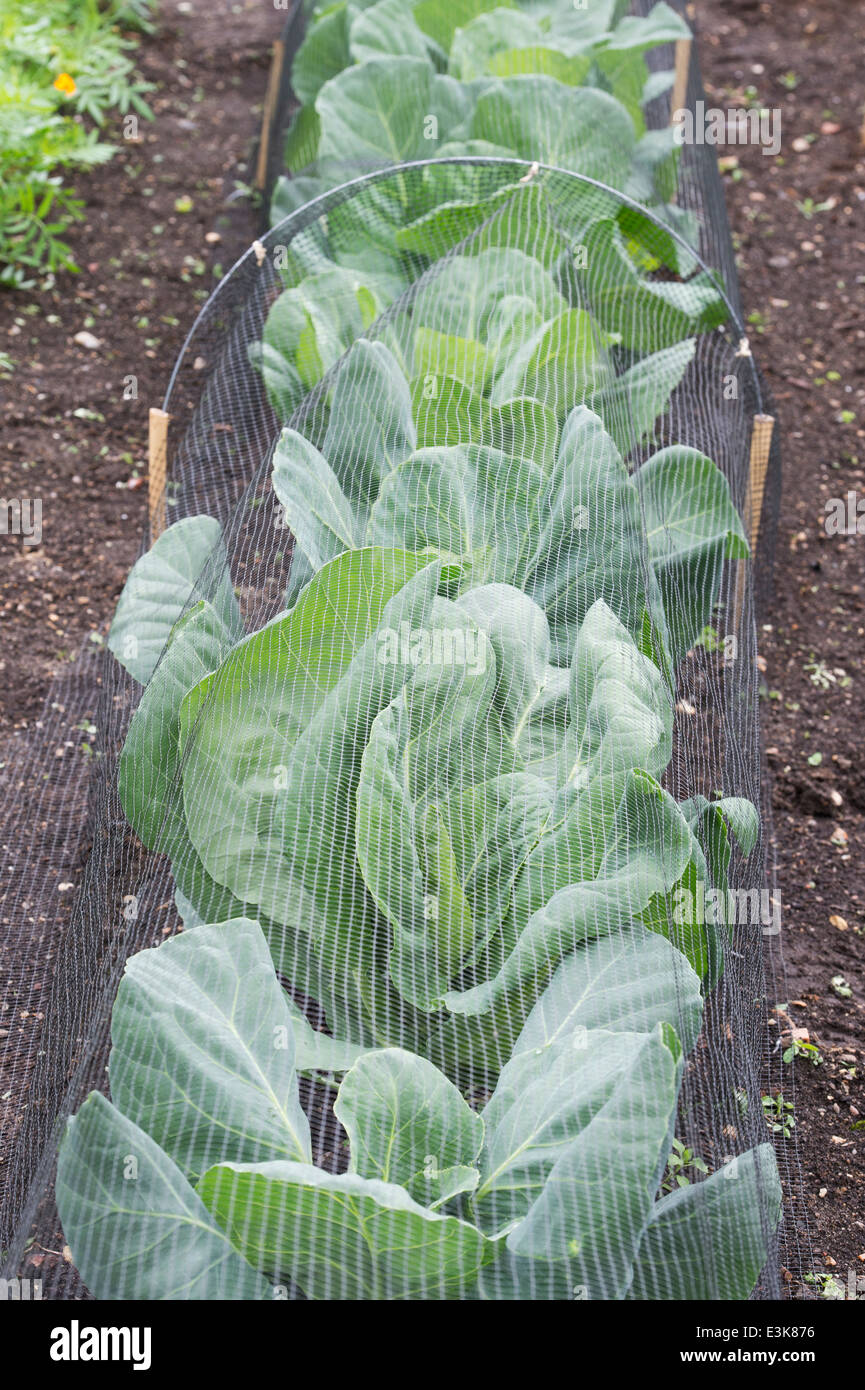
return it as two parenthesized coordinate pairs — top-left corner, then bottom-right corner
(56, 0), (781, 1300)
(255, 0), (723, 422)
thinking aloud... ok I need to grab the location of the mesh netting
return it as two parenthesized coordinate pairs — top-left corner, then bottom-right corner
(0, 0), (800, 1302)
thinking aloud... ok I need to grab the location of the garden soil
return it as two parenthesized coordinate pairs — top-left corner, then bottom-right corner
(699, 0), (865, 1296)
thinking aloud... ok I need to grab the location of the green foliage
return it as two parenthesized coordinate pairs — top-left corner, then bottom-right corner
(762, 1092), (795, 1140)
(0, 0), (154, 286)
(782, 1037), (822, 1067)
(269, 0), (703, 321)
(57, 918), (781, 1300)
(109, 529), (753, 1073)
(268, 309), (744, 664)
(257, 0), (724, 459)
(662, 1136), (709, 1192)
(282, 0), (690, 200)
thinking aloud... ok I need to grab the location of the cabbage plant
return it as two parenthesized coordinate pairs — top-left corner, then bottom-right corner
(57, 917), (780, 1300)
(109, 529), (755, 1080)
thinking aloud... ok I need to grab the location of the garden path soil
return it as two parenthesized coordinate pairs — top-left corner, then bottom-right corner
(699, 0), (865, 1296)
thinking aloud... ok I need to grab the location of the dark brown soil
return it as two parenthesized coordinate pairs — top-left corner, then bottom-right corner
(698, 0), (865, 1296)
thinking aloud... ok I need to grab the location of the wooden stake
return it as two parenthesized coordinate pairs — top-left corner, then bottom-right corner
(745, 413), (775, 555)
(256, 38), (286, 192)
(148, 407), (170, 542)
(733, 413), (775, 631)
(670, 37), (692, 124)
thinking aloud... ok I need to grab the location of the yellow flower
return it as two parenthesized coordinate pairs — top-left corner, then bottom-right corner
(53, 73), (77, 96)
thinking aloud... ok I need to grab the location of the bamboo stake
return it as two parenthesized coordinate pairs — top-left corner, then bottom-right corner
(148, 407), (170, 542)
(745, 414), (775, 555)
(670, 37), (692, 124)
(256, 39), (286, 192)
(733, 413), (775, 632)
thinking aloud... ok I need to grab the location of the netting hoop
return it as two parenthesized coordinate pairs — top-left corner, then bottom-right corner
(166, 156), (763, 420)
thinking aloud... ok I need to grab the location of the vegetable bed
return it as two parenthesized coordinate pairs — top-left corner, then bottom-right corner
(54, 0), (783, 1301)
